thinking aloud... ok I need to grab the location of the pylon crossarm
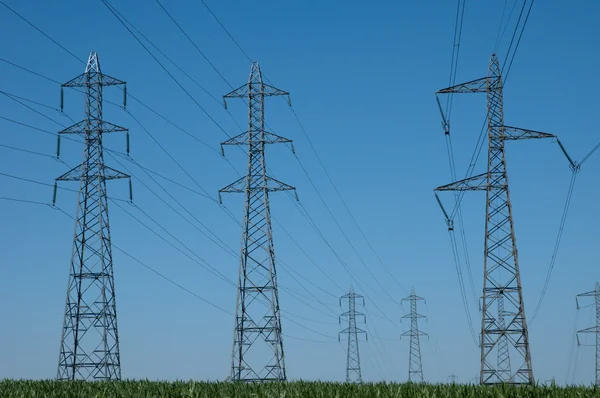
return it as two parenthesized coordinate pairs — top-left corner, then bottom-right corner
(221, 131), (292, 147)
(435, 172), (490, 191)
(578, 292), (597, 298)
(223, 83), (289, 100)
(223, 83), (250, 100)
(62, 71), (125, 88)
(59, 120), (128, 135)
(437, 76), (488, 94)
(219, 176), (246, 195)
(340, 311), (365, 317)
(103, 165), (130, 180)
(402, 330), (428, 337)
(263, 84), (290, 98)
(500, 126), (555, 140)
(55, 164), (85, 182)
(402, 313), (426, 319)
(341, 292), (364, 299)
(265, 176), (297, 194)
(577, 326), (600, 334)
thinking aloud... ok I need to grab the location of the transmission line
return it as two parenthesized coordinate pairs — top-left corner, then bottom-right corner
(501, 0), (536, 84)
(191, 0), (408, 311)
(4, 2), (403, 357)
(100, 0), (233, 140)
(0, 1), (84, 64)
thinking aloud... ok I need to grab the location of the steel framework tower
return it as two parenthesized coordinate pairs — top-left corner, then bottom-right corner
(219, 62), (296, 382)
(576, 282), (600, 386)
(401, 288), (427, 382)
(434, 54), (555, 385)
(339, 286), (367, 383)
(54, 52), (130, 381)
(496, 294), (511, 381)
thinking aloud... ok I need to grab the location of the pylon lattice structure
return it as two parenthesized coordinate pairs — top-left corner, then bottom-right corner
(219, 62), (296, 382)
(401, 288), (427, 382)
(54, 52), (130, 381)
(496, 294), (511, 380)
(434, 53), (556, 385)
(576, 282), (600, 386)
(339, 286), (367, 383)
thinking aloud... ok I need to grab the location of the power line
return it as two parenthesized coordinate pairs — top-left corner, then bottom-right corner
(0, 57), (61, 84)
(50, 204), (234, 316)
(154, 0), (233, 88)
(502, 0), (536, 84)
(100, 0), (233, 140)
(108, 151), (340, 322)
(494, 0), (520, 52)
(1, 15), (344, 345)
(1, 90), (67, 128)
(438, 0), (479, 316)
(198, 0), (253, 63)
(194, 0), (408, 321)
(0, 195), (50, 206)
(4, 4), (402, 359)
(0, 89), (75, 123)
(0, 1), (84, 65)
(530, 170), (578, 323)
(0, 16), (358, 325)
(0, 142), (56, 160)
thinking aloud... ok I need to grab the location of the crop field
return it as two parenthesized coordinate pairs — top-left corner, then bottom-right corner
(0, 380), (598, 398)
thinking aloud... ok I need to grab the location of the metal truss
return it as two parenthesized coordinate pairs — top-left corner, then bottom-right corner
(401, 288), (427, 382)
(434, 54), (553, 385)
(54, 52), (130, 381)
(339, 287), (367, 383)
(576, 283), (600, 386)
(219, 62), (296, 382)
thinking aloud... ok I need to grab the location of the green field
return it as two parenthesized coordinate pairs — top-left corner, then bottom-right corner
(0, 380), (598, 398)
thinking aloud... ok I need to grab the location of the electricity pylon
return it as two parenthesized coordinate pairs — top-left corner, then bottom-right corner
(401, 288), (427, 382)
(434, 53), (556, 385)
(339, 286), (367, 383)
(219, 62), (296, 382)
(54, 52), (130, 381)
(576, 282), (600, 386)
(496, 294), (511, 381)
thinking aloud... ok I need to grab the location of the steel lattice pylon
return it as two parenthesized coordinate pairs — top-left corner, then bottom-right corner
(576, 282), (600, 386)
(401, 288), (427, 382)
(219, 62), (296, 382)
(339, 287), (366, 383)
(434, 54), (555, 385)
(496, 294), (511, 381)
(54, 52), (130, 381)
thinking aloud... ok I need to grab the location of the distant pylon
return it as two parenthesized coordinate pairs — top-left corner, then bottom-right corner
(576, 282), (600, 386)
(219, 62), (297, 382)
(434, 53), (556, 385)
(339, 286), (367, 383)
(496, 293), (511, 380)
(54, 51), (131, 381)
(401, 288), (427, 382)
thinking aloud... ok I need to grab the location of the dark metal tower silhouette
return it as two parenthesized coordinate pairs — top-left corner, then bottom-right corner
(219, 62), (296, 382)
(576, 282), (600, 386)
(54, 51), (130, 381)
(339, 286), (367, 383)
(434, 54), (555, 385)
(401, 288), (427, 382)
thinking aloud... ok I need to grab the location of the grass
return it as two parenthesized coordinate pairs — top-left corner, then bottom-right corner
(0, 380), (598, 398)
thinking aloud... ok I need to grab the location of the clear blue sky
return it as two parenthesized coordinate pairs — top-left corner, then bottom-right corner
(0, 0), (598, 385)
